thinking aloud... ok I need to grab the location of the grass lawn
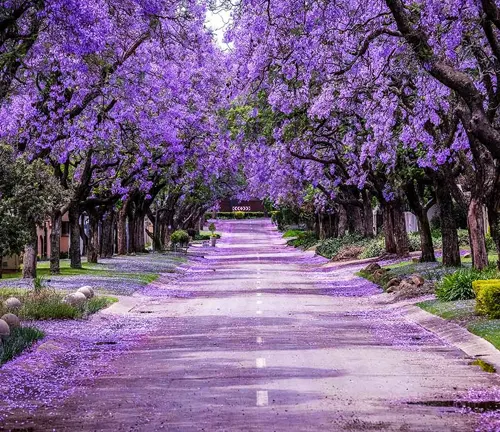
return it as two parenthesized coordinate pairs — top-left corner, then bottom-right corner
(418, 299), (476, 321)
(1, 260), (107, 279)
(1, 259), (160, 284)
(418, 299), (500, 351)
(468, 320), (500, 350)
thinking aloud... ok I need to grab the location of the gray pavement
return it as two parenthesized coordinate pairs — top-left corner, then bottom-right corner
(4, 219), (500, 431)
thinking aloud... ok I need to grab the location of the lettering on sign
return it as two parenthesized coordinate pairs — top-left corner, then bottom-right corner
(232, 206), (251, 211)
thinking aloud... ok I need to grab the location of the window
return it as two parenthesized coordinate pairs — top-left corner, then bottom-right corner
(62, 221), (70, 236)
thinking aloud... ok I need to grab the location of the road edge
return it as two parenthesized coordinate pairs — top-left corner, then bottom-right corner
(403, 304), (500, 372)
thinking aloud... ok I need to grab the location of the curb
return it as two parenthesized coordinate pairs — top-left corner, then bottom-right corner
(321, 251), (422, 269)
(404, 304), (500, 372)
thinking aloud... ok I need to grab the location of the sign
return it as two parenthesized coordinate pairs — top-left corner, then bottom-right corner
(232, 206), (251, 211)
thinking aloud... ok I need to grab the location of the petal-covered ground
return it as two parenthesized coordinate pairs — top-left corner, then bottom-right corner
(1, 219), (500, 431)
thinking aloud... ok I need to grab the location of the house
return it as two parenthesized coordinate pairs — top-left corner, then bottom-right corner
(37, 214), (71, 259)
(1, 255), (21, 272)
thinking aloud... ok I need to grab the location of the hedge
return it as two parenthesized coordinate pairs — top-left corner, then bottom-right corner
(206, 212), (266, 219)
(474, 279), (500, 318)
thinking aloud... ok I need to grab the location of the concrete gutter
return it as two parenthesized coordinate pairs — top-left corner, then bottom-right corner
(404, 304), (500, 372)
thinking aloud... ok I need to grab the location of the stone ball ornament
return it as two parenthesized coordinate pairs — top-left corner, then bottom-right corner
(1, 313), (20, 330)
(77, 286), (95, 299)
(0, 319), (11, 338)
(4, 297), (22, 311)
(63, 292), (87, 307)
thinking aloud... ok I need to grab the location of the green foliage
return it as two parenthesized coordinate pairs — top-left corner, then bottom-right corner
(407, 232), (420, 252)
(170, 230), (190, 245)
(436, 266), (498, 301)
(1, 326), (45, 365)
(0, 145), (66, 260)
(33, 276), (46, 294)
(486, 234), (495, 252)
(316, 233), (366, 259)
(208, 222), (216, 233)
(406, 232), (442, 252)
(359, 237), (386, 259)
(194, 232), (221, 240)
(19, 290), (80, 319)
(86, 296), (118, 315)
(234, 211), (245, 219)
(417, 299), (476, 320)
(0, 288), (117, 320)
(457, 229), (470, 247)
(282, 229), (305, 238)
(474, 280), (500, 318)
(468, 320), (500, 351)
(286, 231), (317, 249)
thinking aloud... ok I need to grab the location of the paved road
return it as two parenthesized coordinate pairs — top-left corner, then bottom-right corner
(5, 219), (500, 431)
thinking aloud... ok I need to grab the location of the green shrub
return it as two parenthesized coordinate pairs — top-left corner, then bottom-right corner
(85, 296), (118, 315)
(245, 212), (265, 218)
(408, 233), (421, 252)
(194, 233), (221, 241)
(457, 229), (470, 247)
(436, 266), (498, 301)
(0, 288), (116, 320)
(1, 326), (45, 365)
(234, 211), (245, 219)
(207, 211), (266, 219)
(474, 280), (500, 318)
(170, 230), (190, 245)
(359, 237), (385, 259)
(316, 233), (366, 259)
(287, 231), (317, 249)
(486, 234), (495, 252)
(282, 229), (305, 238)
(33, 276), (47, 294)
(19, 291), (80, 319)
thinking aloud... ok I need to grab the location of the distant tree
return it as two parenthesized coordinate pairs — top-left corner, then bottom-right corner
(0, 146), (64, 278)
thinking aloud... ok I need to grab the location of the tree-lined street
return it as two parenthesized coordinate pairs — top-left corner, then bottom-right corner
(2, 220), (499, 431)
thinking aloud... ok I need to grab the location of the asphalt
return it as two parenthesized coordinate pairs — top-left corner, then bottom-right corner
(4, 219), (500, 431)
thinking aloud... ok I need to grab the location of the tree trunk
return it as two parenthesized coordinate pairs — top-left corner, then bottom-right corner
(135, 215), (145, 252)
(347, 205), (364, 235)
(100, 211), (114, 258)
(117, 203), (128, 255)
(337, 205), (348, 237)
(404, 181), (435, 262)
(489, 206), (500, 269)
(362, 191), (373, 238)
(416, 209), (436, 262)
(468, 198), (488, 270)
(87, 213), (99, 264)
(435, 179), (461, 267)
(50, 210), (62, 274)
(382, 203), (396, 253)
(392, 201), (410, 257)
(22, 223), (37, 278)
(69, 203), (82, 269)
(128, 215), (137, 253)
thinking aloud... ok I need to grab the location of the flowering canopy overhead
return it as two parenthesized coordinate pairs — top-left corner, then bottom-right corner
(0, 0), (238, 202)
(225, 0), (500, 208)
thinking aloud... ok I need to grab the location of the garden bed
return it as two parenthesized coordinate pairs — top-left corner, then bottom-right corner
(0, 254), (184, 296)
